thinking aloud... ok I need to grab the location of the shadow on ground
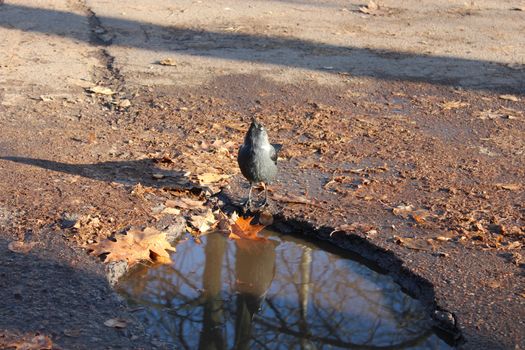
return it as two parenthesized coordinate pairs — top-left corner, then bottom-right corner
(0, 233), (153, 349)
(0, 3), (523, 94)
(0, 156), (198, 190)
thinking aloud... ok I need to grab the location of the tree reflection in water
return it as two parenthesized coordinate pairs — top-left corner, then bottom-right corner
(117, 231), (451, 350)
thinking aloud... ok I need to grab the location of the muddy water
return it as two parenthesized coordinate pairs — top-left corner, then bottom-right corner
(118, 231), (452, 349)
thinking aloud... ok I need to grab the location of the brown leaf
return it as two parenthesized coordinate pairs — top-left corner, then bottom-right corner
(495, 183), (521, 191)
(392, 204), (414, 218)
(499, 94), (519, 102)
(87, 132), (97, 144)
(8, 241), (38, 254)
(197, 172), (231, 184)
(158, 58), (177, 66)
(440, 100), (469, 110)
(505, 241), (522, 250)
(359, 0), (379, 14)
(393, 235), (432, 251)
(161, 207), (181, 215)
(104, 318), (128, 328)
(331, 223), (375, 236)
(230, 215), (266, 240)
(190, 210), (217, 233)
(86, 86), (115, 95)
(271, 192), (320, 207)
(88, 227), (175, 266)
(410, 211), (429, 224)
(165, 197), (205, 209)
(485, 280), (501, 289)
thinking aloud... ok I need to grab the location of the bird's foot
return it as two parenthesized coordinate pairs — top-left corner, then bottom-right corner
(240, 198), (252, 213)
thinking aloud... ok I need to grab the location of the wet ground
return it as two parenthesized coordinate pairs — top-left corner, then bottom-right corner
(1, 0), (524, 349)
(119, 230), (451, 349)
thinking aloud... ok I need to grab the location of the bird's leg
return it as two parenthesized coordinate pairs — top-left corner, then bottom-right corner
(241, 183), (254, 212)
(260, 182), (269, 208)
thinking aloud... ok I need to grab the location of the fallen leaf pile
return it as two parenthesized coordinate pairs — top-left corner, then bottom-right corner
(88, 227), (175, 267)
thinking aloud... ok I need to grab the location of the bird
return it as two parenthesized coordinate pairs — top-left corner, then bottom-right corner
(237, 118), (281, 210)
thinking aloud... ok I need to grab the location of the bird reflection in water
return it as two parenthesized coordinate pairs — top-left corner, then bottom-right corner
(118, 232), (452, 350)
(232, 238), (277, 350)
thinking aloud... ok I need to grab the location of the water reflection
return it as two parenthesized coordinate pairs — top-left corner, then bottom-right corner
(118, 231), (451, 350)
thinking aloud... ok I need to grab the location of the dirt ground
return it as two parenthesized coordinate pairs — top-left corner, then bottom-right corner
(0, 0), (524, 349)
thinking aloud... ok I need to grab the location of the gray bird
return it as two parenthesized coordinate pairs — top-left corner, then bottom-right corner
(237, 118), (280, 210)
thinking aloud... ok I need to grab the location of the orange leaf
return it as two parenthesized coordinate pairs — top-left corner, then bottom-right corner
(87, 227), (175, 267)
(231, 216), (266, 240)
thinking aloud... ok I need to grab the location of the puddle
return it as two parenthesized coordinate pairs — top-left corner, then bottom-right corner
(117, 231), (452, 349)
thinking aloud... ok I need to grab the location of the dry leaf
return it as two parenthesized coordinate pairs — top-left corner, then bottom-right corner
(331, 223), (375, 236)
(485, 280), (501, 289)
(165, 197), (205, 209)
(359, 0), (379, 14)
(87, 132), (97, 144)
(271, 192), (320, 207)
(158, 58), (177, 66)
(392, 204), (414, 218)
(499, 94), (519, 102)
(505, 241), (522, 250)
(197, 172), (231, 184)
(495, 183), (521, 191)
(230, 215), (266, 240)
(63, 329), (81, 337)
(104, 318), (128, 328)
(161, 207), (180, 215)
(393, 235), (432, 251)
(116, 99), (131, 108)
(9, 334), (53, 350)
(8, 241), (38, 254)
(86, 86), (115, 95)
(88, 227), (175, 266)
(440, 100), (469, 110)
(190, 210), (217, 233)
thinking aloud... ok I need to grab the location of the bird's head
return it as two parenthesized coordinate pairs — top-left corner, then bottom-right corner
(246, 117), (269, 145)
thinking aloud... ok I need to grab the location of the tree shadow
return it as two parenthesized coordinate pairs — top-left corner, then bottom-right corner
(0, 3), (523, 94)
(0, 156), (198, 190)
(0, 234), (155, 349)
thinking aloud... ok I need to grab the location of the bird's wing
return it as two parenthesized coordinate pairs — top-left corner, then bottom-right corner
(270, 144), (282, 163)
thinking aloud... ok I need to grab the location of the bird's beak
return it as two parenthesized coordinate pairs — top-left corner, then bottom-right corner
(251, 117), (261, 129)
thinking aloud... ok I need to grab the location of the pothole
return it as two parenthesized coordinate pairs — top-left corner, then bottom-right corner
(116, 229), (456, 349)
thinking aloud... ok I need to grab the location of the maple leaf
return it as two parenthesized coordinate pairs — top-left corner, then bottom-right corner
(88, 227), (175, 267)
(190, 209), (218, 233)
(230, 215), (267, 240)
